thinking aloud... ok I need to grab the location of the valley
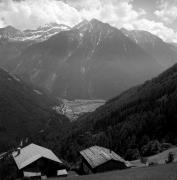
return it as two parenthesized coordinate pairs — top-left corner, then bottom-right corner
(54, 99), (105, 121)
(1, 18), (177, 180)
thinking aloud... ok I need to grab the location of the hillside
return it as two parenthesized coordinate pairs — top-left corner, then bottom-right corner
(131, 147), (177, 167)
(0, 68), (69, 152)
(60, 63), (177, 162)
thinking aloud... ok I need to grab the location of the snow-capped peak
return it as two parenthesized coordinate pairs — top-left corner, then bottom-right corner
(37, 23), (70, 31)
(0, 23), (71, 42)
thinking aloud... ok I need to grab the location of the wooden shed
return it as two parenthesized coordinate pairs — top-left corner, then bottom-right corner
(80, 146), (131, 174)
(12, 143), (67, 178)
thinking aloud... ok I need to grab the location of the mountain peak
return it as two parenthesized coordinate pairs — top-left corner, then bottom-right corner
(0, 25), (21, 40)
(90, 18), (103, 24)
(73, 18), (115, 35)
(0, 25), (21, 33)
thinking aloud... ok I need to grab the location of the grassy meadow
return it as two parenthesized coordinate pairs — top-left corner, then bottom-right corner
(48, 163), (177, 180)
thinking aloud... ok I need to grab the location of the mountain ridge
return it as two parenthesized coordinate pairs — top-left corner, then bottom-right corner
(10, 19), (162, 100)
(0, 23), (71, 42)
(121, 28), (177, 69)
(0, 19), (177, 100)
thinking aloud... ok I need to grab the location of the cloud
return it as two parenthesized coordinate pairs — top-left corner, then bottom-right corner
(67, 0), (146, 28)
(131, 18), (177, 42)
(0, 0), (176, 42)
(0, 0), (145, 30)
(0, 0), (82, 30)
(155, 0), (177, 24)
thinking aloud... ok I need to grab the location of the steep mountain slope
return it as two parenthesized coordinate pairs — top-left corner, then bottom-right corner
(0, 40), (31, 71)
(121, 29), (177, 69)
(13, 19), (162, 100)
(0, 68), (69, 152)
(60, 63), (177, 162)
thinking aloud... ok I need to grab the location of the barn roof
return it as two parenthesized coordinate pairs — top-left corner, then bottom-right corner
(12, 143), (62, 170)
(80, 146), (131, 169)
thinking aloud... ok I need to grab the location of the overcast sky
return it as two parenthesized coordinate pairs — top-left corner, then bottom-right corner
(0, 0), (177, 42)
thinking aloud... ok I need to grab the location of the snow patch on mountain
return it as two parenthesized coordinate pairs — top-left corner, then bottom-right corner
(0, 23), (71, 42)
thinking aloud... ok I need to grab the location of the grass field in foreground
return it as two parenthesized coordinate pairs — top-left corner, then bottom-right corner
(131, 147), (177, 167)
(48, 163), (177, 180)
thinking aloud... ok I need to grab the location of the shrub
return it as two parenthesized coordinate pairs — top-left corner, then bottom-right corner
(140, 156), (148, 164)
(141, 140), (162, 156)
(125, 148), (140, 160)
(166, 152), (174, 164)
(149, 162), (158, 166)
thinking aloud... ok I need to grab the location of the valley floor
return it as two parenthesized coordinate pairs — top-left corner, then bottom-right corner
(56, 99), (105, 120)
(48, 163), (177, 180)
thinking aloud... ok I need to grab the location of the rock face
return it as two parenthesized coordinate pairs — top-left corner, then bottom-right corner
(10, 19), (162, 100)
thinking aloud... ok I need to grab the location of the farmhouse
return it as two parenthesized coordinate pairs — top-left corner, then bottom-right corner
(12, 143), (67, 178)
(80, 146), (131, 174)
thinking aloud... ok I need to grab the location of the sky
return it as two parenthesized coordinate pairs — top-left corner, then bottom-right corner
(0, 0), (177, 42)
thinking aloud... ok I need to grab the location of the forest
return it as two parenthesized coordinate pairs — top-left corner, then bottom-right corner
(58, 63), (177, 163)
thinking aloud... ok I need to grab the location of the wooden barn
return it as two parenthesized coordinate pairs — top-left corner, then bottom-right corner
(80, 146), (131, 174)
(12, 143), (67, 178)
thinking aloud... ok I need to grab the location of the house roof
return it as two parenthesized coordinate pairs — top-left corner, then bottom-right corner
(80, 146), (131, 169)
(12, 143), (62, 170)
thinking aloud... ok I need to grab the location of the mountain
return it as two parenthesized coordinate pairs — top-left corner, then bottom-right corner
(22, 23), (71, 42)
(121, 29), (177, 69)
(12, 19), (162, 100)
(0, 23), (71, 72)
(0, 23), (71, 42)
(0, 40), (32, 71)
(0, 68), (69, 152)
(0, 26), (22, 40)
(60, 63), (177, 162)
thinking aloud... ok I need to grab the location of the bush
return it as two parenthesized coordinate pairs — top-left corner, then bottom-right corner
(141, 140), (162, 156)
(166, 152), (174, 164)
(149, 162), (158, 166)
(125, 148), (140, 160)
(161, 143), (172, 151)
(140, 156), (148, 164)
